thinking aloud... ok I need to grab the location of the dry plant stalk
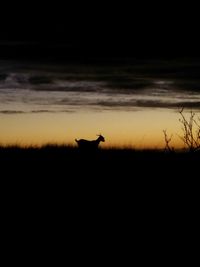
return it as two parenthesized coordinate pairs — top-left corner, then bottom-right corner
(163, 129), (174, 152)
(178, 108), (200, 152)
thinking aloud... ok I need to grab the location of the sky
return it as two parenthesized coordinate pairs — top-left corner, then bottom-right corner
(1, 3), (199, 57)
(0, 6), (200, 148)
(0, 58), (200, 148)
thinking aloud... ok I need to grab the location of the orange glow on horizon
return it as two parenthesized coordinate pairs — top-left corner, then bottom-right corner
(0, 109), (185, 149)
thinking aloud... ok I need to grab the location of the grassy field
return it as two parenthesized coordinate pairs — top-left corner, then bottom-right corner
(1, 144), (199, 177)
(1, 144), (198, 221)
(1, 144), (198, 252)
(2, 144), (198, 209)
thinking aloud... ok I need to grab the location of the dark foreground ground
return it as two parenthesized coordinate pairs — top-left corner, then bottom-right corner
(1, 145), (198, 262)
(1, 145), (199, 191)
(1, 144), (199, 172)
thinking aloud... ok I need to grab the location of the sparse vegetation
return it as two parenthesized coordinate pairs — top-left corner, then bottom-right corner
(1, 143), (199, 179)
(163, 129), (174, 153)
(163, 108), (200, 153)
(1, 109), (200, 178)
(178, 108), (200, 152)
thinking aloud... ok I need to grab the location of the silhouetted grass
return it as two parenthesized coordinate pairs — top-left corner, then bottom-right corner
(1, 143), (198, 235)
(1, 144), (199, 178)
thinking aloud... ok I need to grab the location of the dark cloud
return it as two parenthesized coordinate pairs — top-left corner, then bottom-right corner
(175, 81), (200, 92)
(105, 78), (152, 91)
(0, 109), (75, 114)
(0, 73), (8, 80)
(29, 76), (52, 85)
(93, 99), (200, 110)
(30, 110), (52, 113)
(1, 58), (200, 94)
(171, 101), (200, 109)
(1, 59), (200, 113)
(30, 110), (75, 113)
(1, 3), (199, 59)
(0, 110), (25, 114)
(135, 100), (200, 109)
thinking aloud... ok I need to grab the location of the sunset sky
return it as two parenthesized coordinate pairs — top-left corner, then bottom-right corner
(1, 58), (200, 148)
(0, 5), (199, 148)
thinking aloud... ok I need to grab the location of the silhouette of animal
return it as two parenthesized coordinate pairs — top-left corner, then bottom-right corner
(75, 135), (105, 149)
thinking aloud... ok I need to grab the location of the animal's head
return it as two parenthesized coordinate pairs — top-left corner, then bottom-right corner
(97, 134), (105, 142)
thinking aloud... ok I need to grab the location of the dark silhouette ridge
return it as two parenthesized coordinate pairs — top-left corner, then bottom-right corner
(1, 145), (199, 180)
(75, 135), (105, 150)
